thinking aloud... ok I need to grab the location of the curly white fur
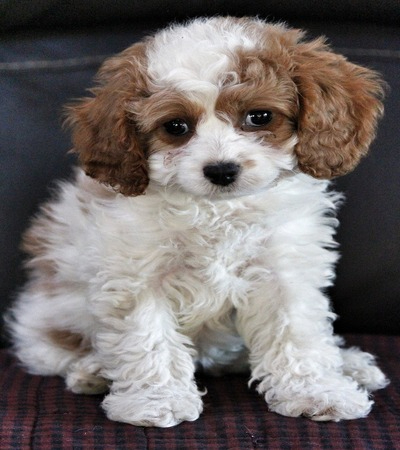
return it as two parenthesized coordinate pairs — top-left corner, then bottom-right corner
(8, 17), (388, 427)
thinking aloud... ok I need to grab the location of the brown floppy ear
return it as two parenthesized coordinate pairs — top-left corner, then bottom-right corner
(291, 38), (385, 178)
(66, 43), (149, 196)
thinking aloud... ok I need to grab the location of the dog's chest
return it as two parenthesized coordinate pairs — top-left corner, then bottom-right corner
(152, 198), (270, 316)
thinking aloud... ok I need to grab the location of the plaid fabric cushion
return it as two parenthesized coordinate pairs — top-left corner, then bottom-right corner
(1, 334), (399, 449)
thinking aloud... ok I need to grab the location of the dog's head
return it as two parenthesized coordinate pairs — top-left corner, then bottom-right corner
(67, 17), (384, 198)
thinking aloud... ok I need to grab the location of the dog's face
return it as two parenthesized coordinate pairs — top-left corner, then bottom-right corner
(67, 18), (384, 198)
(136, 54), (299, 198)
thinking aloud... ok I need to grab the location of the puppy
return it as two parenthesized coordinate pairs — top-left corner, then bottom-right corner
(8, 17), (388, 427)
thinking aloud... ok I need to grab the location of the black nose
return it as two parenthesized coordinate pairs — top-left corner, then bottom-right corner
(203, 162), (241, 186)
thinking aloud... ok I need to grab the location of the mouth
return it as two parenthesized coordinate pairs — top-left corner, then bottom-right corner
(201, 166), (297, 200)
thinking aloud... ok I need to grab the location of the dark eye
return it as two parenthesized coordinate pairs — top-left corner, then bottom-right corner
(163, 119), (190, 136)
(244, 110), (273, 127)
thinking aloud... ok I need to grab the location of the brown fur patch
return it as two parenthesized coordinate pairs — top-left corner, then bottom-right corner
(215, 50), (298, 147)
(216, 23), (384, 178)
(21, 205), (60, 277)
(65, 42), (151, 196)
(48, 329), (91, 354)
(290, 38), (385, 178)
(128, 90), (205, 150)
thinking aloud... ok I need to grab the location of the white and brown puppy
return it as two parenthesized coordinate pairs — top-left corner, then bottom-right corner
(8, 17), (388, 427)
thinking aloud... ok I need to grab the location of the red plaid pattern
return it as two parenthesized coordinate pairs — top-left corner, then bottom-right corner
(1, 335), (399, 449)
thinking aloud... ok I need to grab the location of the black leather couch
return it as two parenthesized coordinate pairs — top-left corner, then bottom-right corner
(1, 2), (399, 448)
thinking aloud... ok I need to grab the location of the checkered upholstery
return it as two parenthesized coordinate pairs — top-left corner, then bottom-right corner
(1, 335), (398, 449)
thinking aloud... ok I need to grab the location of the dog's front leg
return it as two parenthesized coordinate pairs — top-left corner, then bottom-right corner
(235, 281), (373, 421)
(92, 292), (203, 427)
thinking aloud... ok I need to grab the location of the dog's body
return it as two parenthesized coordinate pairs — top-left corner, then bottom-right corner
(8, 17), (388, 427)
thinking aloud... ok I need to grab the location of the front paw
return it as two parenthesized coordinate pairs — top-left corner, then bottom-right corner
(265, 376), (373, 421)
(102, 384), (203, 427)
